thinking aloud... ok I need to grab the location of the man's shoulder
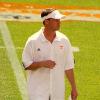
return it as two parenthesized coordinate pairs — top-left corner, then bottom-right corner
(27, 31), (41, 43)
(29, 32), (40, 40)
(57, 31), (72, 46)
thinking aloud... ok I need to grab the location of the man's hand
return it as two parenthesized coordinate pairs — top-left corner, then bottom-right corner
(40, 60), (56, 69)
(71, 88), (78, 100)
(65, 69), (78, 100)
(25, 60), (56, 70)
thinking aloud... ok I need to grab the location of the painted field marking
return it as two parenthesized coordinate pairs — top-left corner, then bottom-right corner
(0, 45), (23, 49)
(0, 21), (28, 100)
(0, 45), (80, 52)
(72, 47), (80, 52)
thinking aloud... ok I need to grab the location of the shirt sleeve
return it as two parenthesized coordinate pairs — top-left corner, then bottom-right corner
(64, 39), (74, 70)
(22, 40), (34, 68)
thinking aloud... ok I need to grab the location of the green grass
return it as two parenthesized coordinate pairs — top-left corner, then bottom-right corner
(0, 0), (100, 7)
(61, 21), (100, 100)
(0, 33), (22, 100)
(0, 21), (99, 100)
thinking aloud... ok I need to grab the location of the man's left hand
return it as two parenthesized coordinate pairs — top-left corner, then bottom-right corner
(71, 88), (78, 100)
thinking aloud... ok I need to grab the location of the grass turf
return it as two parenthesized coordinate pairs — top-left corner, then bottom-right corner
(0, 21), (99, 100)
(0, 32), (22, 100)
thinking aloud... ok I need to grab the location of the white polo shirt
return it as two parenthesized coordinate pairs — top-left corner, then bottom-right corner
(22, 27), (74, 100)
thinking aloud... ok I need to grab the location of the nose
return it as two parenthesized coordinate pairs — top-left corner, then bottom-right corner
(55, 20), (60, 25)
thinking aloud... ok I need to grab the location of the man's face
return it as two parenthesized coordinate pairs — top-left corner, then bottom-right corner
(45, 18), (60, 31)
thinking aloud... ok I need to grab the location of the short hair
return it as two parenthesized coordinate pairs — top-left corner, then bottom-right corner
(41, 8), (55, 18)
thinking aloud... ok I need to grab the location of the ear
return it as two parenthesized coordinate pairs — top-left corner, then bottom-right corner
(45, 19), (49, 25)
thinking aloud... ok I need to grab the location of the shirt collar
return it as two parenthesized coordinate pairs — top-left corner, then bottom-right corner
(39, 27), (61, 42)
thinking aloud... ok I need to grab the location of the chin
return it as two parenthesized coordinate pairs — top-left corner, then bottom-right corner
(56, 27), (60, 30)
(53, 27), (60, 31)
(54, 29), (59, 31)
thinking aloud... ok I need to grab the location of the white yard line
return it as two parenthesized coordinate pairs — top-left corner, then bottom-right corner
(0, 45), (80, 52)
(0, 45), (23, 49)
(0, 21), (28, 100)
(72, 47), (80, 52)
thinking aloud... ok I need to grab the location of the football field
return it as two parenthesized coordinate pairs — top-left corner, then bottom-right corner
(0, 0), (100, 100)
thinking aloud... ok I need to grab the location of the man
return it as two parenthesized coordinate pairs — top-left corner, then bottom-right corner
(22, 8), (78, 100)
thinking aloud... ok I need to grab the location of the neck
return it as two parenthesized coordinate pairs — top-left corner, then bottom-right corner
(43, 27), (56, 43)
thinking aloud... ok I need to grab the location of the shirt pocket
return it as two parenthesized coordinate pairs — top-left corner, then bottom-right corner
(34, 47), (43, 61)
(34, 46), (50, 61)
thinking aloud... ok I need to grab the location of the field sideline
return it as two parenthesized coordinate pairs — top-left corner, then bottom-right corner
(0, 2), (100, 22)
(0, 1), (100, 100)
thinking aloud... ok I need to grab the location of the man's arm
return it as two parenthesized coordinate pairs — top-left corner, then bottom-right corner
(65, 69), (78, 100)
(25, 60), (56, 70)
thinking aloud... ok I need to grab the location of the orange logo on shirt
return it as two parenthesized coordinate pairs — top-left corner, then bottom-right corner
(59, 45), (64, 49)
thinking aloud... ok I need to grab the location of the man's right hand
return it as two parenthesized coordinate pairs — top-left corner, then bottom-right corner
(25, 60), (56, 70)
(40, 60), (56, 69)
